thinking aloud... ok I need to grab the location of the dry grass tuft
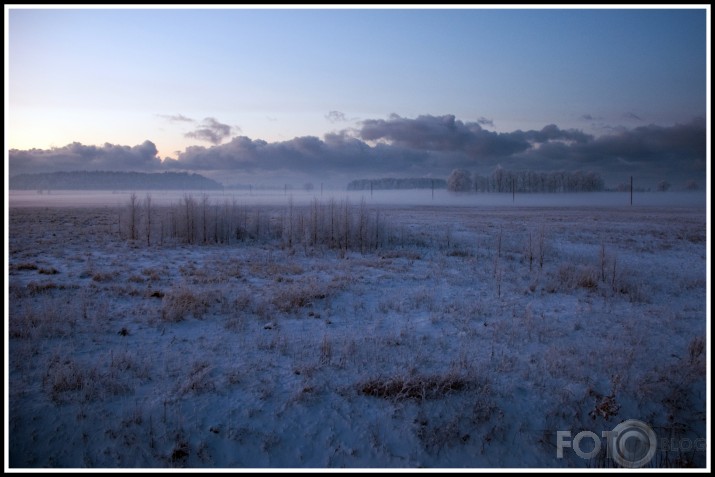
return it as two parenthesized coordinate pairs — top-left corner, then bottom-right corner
(26, 281), (59, 294)
(161, 286), (210, 322)
(270, 279), (332, 314)
(13, 262), (39, 271)
(38, 267), (59, 275)
(556, 263), (599, 290)
(360, 372), (470, 401)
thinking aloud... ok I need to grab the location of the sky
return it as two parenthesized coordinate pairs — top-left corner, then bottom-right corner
(5, 5), (710, 188)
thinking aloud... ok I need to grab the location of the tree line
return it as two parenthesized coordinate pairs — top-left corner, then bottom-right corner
(9, 171), (223, 191)
(447, 166), (605, 193)
(347, 177), (447, 191)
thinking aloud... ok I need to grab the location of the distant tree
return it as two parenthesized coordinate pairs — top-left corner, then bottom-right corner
(657, 180), (671, 192)
(447, 169), (473, 192)
(201, 193), (210, 243)
(304, 182), (315, 192)
(685, 180), (699, 190)
(144, 193), (152, 246)
(493, 165), (505, 192)
(128, 192), (138, 241)
(473, 173), (489, 192)
(347, 178), (446, 190)
(471, 167), (603, 193)
(183, 194), (196, 244)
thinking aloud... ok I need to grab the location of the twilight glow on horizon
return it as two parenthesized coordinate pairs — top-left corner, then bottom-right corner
(6, 5), (709, 188)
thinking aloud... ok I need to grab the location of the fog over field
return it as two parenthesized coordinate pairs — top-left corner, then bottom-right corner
(7, 188), (708, 209)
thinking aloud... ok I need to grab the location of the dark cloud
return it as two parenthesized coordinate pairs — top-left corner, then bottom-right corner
(359, 114), (526, 156)
(158, 113), (195, 122)
(593, 117), (704, 166)
(325, 110), (348, 123)
(185, 117), (235, 145)
(512, 117), (705, 184)
(518, 124), (593, 144)
(9, 140), (161, 175)
(358, 114), (591, 158)
(164, 133), (430, 178)
(9, 114), (705, 188)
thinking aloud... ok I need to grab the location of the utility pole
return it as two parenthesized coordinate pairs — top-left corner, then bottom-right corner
(630, 176), (633, 206)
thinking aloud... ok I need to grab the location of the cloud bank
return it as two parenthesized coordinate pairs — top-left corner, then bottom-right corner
(9, 140), (162, 176)
(9, 114), (706, 188)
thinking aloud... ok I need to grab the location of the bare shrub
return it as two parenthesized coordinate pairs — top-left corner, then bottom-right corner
(538, 226), (546, 270)
(447, 248), (471, 258)
(109, 349), (151, 380)
(320, 334), (332, 365)
(44, 359), (86, 403)
(43, 356), (130, 403)
(118, 195), (402, 253)
(161, 286), (210, 322)
(11, 299), (76, 339)
(612, 268), (649, 303)
(127, 192), (139, 241)
(554, 263), (599, 290)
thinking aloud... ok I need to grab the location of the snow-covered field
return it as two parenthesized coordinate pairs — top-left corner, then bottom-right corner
(6, 192), (708, 469)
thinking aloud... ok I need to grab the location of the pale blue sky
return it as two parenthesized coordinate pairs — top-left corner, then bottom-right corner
(5, 6), (709, 188)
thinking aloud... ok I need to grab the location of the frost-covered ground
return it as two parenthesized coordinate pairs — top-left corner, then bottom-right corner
(6, 194), (708, 469)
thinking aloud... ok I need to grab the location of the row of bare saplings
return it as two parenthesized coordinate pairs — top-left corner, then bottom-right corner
(121, 193), (416, 253)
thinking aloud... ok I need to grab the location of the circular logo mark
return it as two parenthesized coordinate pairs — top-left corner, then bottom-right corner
(609, 419), (657, 468)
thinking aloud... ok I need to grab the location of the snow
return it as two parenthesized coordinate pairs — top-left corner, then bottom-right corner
(6, 191), (708, 470)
